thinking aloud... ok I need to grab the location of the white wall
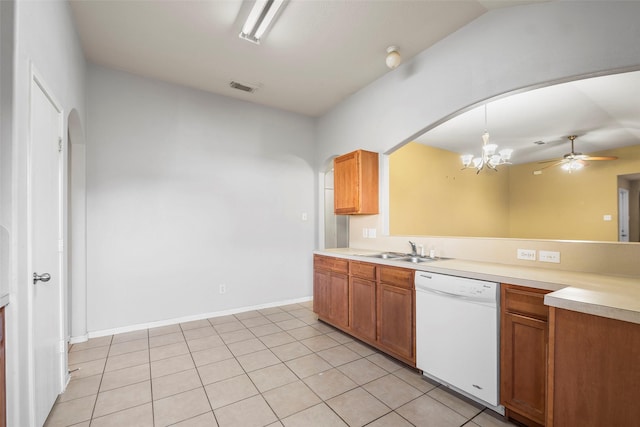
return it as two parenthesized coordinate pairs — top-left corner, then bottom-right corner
(86, 65), (316, 333)
(5, 1), (87, 425)
(317, 1), (640, 165)
(315, 1), (640, 271)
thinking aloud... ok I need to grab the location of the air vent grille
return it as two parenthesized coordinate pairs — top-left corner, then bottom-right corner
(229, 81), (258, 93)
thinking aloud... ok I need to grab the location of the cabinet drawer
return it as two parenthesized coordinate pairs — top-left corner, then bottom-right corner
(503, 285), (550, 321)
(379, 266), (413, 289)
(314, 255), (349, 274)
(350, 261), (377, 280)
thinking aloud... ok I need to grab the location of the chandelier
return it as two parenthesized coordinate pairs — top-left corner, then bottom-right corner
(461, 105), (513, 173)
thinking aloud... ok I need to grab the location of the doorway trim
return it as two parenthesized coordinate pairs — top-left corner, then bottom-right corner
(619, 187), (630, 242)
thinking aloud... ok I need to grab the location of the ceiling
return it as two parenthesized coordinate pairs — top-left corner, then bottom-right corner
(414, 70), (640, 165)
(69, 0), (544, 117)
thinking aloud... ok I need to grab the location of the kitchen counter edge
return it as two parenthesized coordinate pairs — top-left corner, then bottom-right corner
(314, 248), (640, 325)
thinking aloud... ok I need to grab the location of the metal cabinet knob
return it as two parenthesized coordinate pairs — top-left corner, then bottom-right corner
(33, 272), (51, 284)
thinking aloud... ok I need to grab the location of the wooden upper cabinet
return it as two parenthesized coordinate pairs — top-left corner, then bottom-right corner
(334, 149), (379, 215)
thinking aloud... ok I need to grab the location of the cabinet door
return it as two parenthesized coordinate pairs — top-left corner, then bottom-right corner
(329, 273), (349, 329)
(0, 307), (4, 427)
(377, 283), (414, 362)
(501, 312), (547, 426)
(334, 150), (378, 215)
(334, 151), (360, 214)
(549, 308), (640, 427)
(313, 269), (331, 318)
(350, 277), (376, 342)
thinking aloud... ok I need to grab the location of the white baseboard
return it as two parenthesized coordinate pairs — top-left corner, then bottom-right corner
(69, 334), (88, 344)
(83, 295), (313, 340)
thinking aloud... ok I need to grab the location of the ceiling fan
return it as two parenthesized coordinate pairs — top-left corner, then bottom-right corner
(539, 135), (618, 172)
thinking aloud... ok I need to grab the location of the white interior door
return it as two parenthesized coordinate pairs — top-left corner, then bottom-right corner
(30, 75), (64, 426)
(619, 188), (630, 242)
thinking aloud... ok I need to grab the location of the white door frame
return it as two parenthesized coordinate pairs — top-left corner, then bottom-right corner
(619, 188), (630, 242)
(27, 66), (67, 425)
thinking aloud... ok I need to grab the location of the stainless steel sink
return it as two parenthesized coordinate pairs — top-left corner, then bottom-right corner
(399, 256), (432, 263)
(367, 253), (451, 263)
(398, 256), (451, 263)
(366, 252), (406, 259)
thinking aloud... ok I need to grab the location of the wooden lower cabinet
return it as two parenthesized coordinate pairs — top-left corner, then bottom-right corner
(377, 265), (414, 364)
(501, 284), (550, 427)
(313, 269), (330, 318)
(314, 256), (415, 366)
(328, 273), (349, 329)
(377, 282), (414, 362)
(0, 307), (5, 427)
(313, 255), (349, 330)
(547, 308), (640, 427)
(349, 277), (376, 342)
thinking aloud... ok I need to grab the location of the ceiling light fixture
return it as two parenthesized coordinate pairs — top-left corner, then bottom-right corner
(538, 135), (617, 173)
(461, 104), (513, 173)
(560, 158), (584, 172)
(385, 46), (401, 69)
(239, 0), (285, 44)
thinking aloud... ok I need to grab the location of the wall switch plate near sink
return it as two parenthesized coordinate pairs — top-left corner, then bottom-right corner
(517, 249), (536, 261)
(539, 250), (560, 263)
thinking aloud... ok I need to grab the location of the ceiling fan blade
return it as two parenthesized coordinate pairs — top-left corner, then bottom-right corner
(538, 158), (561, 164)
(584, 156), (618, 161)
(539, 160), (565, 170)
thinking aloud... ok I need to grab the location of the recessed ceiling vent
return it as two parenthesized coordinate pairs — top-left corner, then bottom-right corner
(229, 81), (259, 93)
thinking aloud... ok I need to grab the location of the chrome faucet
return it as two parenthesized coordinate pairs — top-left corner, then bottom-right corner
(409, 241), (418, 256)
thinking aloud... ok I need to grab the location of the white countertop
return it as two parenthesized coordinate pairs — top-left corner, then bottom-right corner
(315, 248), (640, 325)
(0, 293), (9, 308)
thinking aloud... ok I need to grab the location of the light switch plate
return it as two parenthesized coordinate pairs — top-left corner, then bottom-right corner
(368, 228), (377, 238)
(517, 249), (536, 261)
(539, 250), (560, 263)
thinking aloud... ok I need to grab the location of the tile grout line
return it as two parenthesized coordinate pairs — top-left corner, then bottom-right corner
(56, 303), (495, 427)
(88, 333), (113, 425)
(145, 327), (155, 427)
(184, 316), (221, 426)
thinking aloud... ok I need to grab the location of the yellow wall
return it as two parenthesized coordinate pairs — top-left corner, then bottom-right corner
(390, 143), (640, 241)
(390, 142), (510, 237)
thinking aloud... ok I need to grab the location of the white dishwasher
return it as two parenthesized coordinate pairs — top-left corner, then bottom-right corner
(415, 271), (503, 414)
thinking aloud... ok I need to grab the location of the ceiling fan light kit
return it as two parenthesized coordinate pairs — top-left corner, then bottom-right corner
(539, 135), (618, 173)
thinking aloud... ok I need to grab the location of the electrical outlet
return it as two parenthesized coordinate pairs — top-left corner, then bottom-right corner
(517, 249), (536, 261)
(362, 228), (369, 238)
(539, 250), (560, 263)
(219, 284), (226, 294)
(368, 228), (377, 238)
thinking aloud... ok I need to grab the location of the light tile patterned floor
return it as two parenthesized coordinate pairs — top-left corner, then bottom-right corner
(45, 301), (516, 427)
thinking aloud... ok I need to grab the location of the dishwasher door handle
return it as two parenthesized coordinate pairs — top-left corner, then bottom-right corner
(416, 286), (465, 299)
(416, 286), (496, 306)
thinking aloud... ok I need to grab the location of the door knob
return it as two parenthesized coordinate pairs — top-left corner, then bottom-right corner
(33, 272), (51, 284)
